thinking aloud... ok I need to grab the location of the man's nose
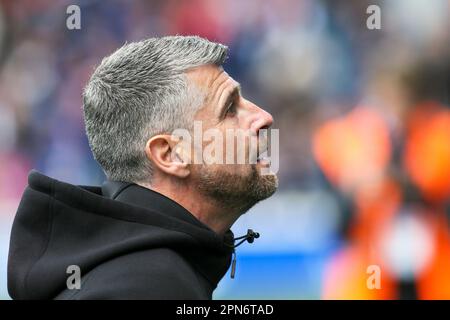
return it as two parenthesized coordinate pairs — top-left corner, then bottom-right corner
(248, 103), (274, 134)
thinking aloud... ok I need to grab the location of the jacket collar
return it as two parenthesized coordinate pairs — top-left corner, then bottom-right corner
(101, 180), (235, 286)
(101, 180), (208, 229)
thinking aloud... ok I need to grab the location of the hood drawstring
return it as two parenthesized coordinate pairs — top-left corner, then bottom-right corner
(228, 229), (260, 279)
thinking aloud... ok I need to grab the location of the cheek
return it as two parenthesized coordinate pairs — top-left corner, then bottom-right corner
(211, 163), (249, 175)
(230, 115), (245, 130)
(197, 120), (256, 167)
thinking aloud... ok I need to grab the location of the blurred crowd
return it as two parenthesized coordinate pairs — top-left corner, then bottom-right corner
(0, 0), (449, 299)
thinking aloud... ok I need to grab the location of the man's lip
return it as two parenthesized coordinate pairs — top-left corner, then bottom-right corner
(256, 156), (271, 167)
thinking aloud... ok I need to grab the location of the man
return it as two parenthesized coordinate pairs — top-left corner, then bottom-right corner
(7, 36), (277, 300)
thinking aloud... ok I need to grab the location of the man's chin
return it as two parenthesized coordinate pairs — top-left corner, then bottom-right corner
(196, 164), (278, 213)
(252, 164), (278, 200)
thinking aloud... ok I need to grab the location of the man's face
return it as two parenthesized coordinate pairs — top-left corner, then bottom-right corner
(185, 65), (278, 212)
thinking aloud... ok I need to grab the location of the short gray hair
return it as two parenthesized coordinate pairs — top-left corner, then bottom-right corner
(83, 36), (228, 183)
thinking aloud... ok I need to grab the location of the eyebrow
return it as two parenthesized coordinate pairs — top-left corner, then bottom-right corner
(218, 84), (241, 119)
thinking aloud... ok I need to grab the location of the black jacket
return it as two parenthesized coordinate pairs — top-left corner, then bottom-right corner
(7, 170), (241, 300)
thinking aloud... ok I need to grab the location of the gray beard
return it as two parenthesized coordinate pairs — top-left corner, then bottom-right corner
(196, 164), (278, 214)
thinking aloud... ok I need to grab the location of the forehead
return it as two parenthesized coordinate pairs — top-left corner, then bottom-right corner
(185, 64), (238, 94)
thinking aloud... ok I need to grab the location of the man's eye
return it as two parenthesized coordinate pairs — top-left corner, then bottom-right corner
(226, 102), (237, 116)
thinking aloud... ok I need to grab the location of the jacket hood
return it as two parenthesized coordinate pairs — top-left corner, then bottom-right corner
(8, 170), (236, 300)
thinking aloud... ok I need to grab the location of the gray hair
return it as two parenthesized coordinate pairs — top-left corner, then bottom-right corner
(82, 36), (228, 183)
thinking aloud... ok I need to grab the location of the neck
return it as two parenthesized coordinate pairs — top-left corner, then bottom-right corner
(137, 179), (241, 236)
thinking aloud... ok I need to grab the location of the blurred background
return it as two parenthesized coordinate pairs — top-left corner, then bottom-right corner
(0, 0), (449, 299)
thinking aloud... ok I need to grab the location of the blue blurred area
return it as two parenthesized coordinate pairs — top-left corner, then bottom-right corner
(213, 191), (343, 299)
(215, 252), (331, 299)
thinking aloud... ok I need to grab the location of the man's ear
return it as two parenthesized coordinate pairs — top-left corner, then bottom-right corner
(144, 134), (190, 178)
